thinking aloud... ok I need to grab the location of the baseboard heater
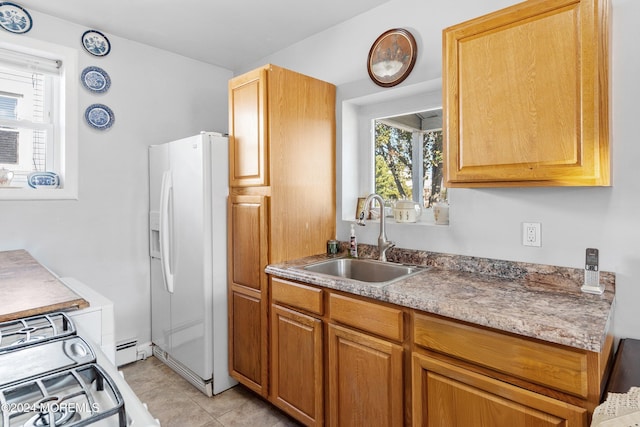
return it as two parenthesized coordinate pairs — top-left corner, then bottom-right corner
(115, 339), (138, 366)
(152, 345), (212, 396)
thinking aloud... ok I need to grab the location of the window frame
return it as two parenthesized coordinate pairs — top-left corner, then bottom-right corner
(347, 87), (443, 225)
(374, 113), (444, 208)
(0, 36), (79, 200)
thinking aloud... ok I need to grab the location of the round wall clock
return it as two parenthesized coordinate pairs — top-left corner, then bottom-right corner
(367, 28), (417, 87)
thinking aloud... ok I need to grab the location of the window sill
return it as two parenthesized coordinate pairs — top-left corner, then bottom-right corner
(385, 217), (449, 227)
(344, 209), (449, 227)
(0, 187), (78, 200)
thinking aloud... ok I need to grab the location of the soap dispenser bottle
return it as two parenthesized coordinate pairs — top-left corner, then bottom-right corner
(349, 223), (358, 258)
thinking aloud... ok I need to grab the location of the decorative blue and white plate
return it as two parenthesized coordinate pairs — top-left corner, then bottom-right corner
(0, 2), (32, 34)
(81, 30), (111, 57)
(81, 66), (111, 93)
(85, 103), (114, 130)
(27, 171), (59, 188)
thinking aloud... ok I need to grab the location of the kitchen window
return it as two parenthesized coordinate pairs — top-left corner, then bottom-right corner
(341, 83), (444, 224)
(374, 108), (445, 209)
(0, 37), (78, 199)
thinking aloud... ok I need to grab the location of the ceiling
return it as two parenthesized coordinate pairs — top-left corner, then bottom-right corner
(17, 0), (391, 70)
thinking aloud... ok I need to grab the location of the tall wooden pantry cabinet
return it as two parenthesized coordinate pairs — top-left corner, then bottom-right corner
(227, 64), (336, 397)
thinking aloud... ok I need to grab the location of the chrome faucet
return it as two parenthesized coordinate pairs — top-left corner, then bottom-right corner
(357, 193), (395, 262)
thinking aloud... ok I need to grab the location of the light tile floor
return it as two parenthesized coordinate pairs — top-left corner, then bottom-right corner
(121, 356), (302, 427)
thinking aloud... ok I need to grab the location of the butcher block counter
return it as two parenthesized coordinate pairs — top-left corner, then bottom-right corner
(0, 249), (88, 322)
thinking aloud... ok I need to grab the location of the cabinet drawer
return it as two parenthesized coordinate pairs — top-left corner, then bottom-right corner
(411, 352), (587, 426)
(413, 312), (588, 398)
(271, 277), (323, 315)
(329, 293), (403, 342)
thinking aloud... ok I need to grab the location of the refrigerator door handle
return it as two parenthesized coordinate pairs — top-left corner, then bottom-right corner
(159, 171), (175, 293)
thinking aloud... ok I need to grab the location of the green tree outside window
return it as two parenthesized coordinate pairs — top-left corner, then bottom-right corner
(374, 110), (445, 209)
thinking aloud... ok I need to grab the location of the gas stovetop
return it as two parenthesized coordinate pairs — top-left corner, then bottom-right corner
(0, 363), (125, 427)
(0, 314), (127, 427)
(0, 313), (76, 354)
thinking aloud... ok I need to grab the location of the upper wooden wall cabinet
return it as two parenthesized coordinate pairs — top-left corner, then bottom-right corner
(443, 0), (611, 187)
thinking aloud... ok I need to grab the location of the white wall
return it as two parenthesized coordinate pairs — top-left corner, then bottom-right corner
(0, 11), (232, 344)
(2, 0), (637, 347)
(248, 0), (640, 340)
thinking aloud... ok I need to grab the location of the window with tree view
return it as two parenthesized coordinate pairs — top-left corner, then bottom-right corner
(374, 108), (446, 210)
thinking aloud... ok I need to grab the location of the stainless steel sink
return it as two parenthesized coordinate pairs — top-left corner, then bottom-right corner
(303, 258), (424, 286)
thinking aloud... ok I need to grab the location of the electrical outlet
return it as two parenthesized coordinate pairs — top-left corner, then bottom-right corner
(522, 222), (541, 247)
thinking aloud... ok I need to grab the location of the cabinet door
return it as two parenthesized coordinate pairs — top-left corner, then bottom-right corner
(328, 323), (404, 427)
(412, 353), (587, 427)
(228, 194), (268, 292)
(443, 0), (609, 187)
(227, 194), (268, 396)
(228, 289), (267, 395)
(228, 66), (268, 187)
(271, 304), (323, 426)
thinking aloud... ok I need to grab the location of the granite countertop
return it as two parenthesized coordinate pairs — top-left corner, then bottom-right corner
(0, 249), (89, 322)
(265, 246), (615, 353)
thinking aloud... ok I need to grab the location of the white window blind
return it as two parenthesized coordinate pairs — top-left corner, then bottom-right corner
(0, 95), (18, 119)
(0, 46), (55, 179)
(0, 47), (61, 76)
(0, 36), (79, 200)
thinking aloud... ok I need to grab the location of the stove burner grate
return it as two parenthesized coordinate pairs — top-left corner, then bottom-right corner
(24, 405), (79, 426)
(0, 363), (126, 427)
(0, 314), (75, 354)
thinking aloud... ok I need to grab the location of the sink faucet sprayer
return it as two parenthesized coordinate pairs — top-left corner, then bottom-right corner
(357, 193), (395, 262)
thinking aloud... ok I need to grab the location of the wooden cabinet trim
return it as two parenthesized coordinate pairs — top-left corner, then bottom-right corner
(271, 277), (323, 315)
(413, 312), (589, 398)
(329, 292), (404, 342)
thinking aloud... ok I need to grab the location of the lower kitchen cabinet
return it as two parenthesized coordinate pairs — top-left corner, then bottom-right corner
(328, 323), (404, 427)
(264, 275), (610, 427)
(228, 287), (267, 396)
(228, 194), (269, 396)
(327, 291), (406, 426)
(269, 277), (325, 425)
(412, 312), (610, 427)
(270, 303), (324, 426)
(412, 352), (587, 427)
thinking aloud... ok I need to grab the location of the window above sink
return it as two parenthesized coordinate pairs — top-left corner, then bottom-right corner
(340, 79), (446, 226)
(374, 107), (445, 211)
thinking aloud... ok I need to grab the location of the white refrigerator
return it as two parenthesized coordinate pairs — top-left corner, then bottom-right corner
(148, 132), (236, 396)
